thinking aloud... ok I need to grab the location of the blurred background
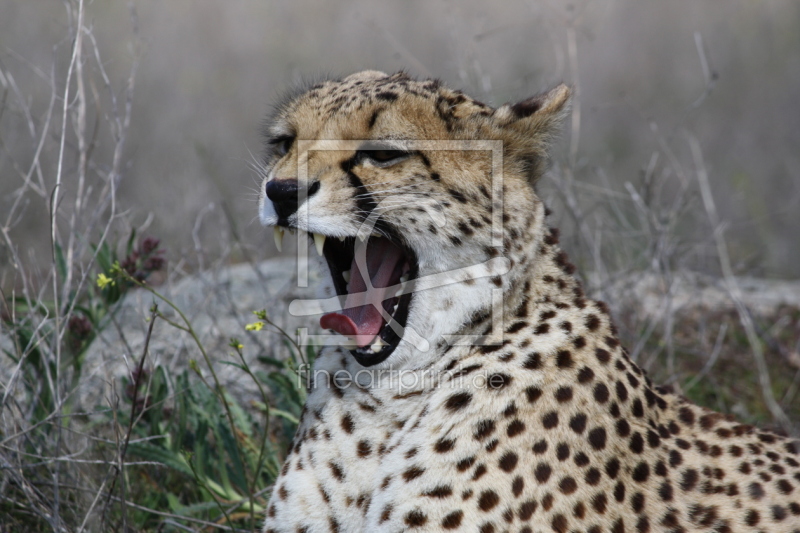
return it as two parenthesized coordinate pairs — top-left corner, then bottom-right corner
(1, 0), (799, 278)
(1, 3), (799, 529)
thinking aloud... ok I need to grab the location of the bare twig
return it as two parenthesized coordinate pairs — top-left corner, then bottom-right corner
(683, 323), (729, 392)
(566, 24), (580, 168)
(689, 133), (792, 433)
(102, 304), (158, 530)
(690, 31), (717, 109)
(49, 2), (86, 527)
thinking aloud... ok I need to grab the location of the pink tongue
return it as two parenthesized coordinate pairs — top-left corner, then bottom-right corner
(320, 238), (404, 347)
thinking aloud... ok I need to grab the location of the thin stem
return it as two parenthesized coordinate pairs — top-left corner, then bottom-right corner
(689, 133), (792, 433)
(102, 304), (158, 529)
(115, 270), (256, 503)
(49, 2), (85, 528)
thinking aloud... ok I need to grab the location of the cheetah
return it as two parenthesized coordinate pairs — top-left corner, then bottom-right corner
(257, 70), (800, 532)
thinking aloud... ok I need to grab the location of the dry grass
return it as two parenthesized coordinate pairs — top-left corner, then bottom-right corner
(0, 1), (797, 531)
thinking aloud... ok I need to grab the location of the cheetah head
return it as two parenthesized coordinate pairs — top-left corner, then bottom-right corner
(258, 71), (570, 369)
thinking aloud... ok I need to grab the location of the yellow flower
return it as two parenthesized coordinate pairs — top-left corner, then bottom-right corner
(97, 273), (115, 289)
(235, 343), (244, 350)
(245, 321), (264, 331)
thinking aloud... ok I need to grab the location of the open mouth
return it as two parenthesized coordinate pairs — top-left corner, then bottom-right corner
(317, 234), (417, 366)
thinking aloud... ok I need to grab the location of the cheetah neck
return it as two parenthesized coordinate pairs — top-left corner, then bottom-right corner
(311, 209), (665, 425)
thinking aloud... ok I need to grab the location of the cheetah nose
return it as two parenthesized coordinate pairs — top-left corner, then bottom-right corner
(266, 179), (321, 221)
(266, 179), (301, 220)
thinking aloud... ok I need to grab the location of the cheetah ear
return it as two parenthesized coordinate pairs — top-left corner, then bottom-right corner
(493, 84), (572, 130)
(492, 84), (571, 183)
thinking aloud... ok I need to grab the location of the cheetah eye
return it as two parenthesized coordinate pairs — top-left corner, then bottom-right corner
(270, 135), (295, 157)
(357, 145), (411, 167)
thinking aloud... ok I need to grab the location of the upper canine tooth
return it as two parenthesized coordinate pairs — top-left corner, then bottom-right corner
(342, 269), (351, 283)
(313, 233), (326, 256)
(273, 227), (285, 253)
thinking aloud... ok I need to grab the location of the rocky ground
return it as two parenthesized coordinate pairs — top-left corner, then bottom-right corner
(2, 259), (799, 426)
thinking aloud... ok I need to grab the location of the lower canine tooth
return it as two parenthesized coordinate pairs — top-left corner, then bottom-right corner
(371, 338), (386, 352)
(273, 227), (285, 252)
(313, 233), (326, 256)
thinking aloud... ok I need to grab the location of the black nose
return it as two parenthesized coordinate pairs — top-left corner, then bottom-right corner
(266, 179), (321, 220)
(266, 179), (300, 220)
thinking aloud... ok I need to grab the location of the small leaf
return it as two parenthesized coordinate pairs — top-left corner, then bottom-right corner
(54, 242), (67, 282)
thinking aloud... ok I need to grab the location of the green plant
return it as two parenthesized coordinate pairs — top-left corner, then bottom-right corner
(2, 229), (313, 532)
(94, 261), (314, 531)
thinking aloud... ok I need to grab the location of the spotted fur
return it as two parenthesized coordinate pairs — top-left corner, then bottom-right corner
(258, 71), (800, 532)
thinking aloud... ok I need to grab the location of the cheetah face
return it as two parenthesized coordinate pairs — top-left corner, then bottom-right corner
(258, 71), (570, 368)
